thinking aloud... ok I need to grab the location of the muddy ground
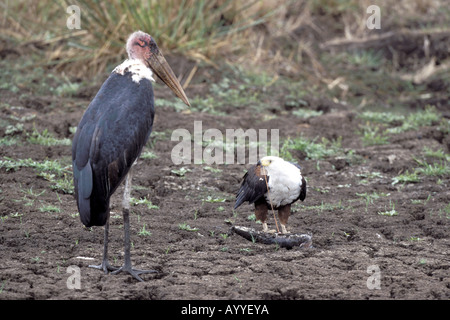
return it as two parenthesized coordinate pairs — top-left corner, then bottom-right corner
(1, 43), (449, 300)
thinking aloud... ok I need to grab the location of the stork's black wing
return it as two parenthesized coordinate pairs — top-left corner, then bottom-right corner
(72, 72), (155, 227)
(234, 164), (268, 209)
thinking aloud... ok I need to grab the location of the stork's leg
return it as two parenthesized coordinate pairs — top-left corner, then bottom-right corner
(112, 169), (157, 282)
(88, 219), (119, 273)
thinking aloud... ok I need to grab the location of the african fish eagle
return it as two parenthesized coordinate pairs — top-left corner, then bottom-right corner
(234, 156), (306, 234)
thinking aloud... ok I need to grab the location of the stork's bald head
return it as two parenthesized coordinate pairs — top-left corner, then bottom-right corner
(126, 31), (157, 61)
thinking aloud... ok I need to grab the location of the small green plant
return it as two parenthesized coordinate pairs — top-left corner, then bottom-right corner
(220, 233), (229, 240)
(357, 171), (384, 185)
(5, 123), (24, 135)
(1, 157), (73, 194)
(0, 280), (6, 294)
(439, 202), (450, 219)
(422, 147), (450, 161)
(140, 150), (158, 160)
(203, 166), (222, 173)
(171, 167), (191, 177)
(347, 50), (383, 68)
(202, 196), (226, 204)
(414, 158), (450, 177)
(359, 125), (389, 146)
(55, 81), (80, 97)
(292, 108), (323, 119)
(392, 170), (420, 185)
(39, 172), (74, 194)
(378, 200), (398, 216)
(358, 111), (405, 124)
(138, 223), (152, 237)
(14, 187), (46, 207)
(39, 204), (61, 213)
(280, 135), (342, 161)
(411, 194), (432, 205)
(130, 197), (159, 209)
(193, 209), (199, 220)
(0, 157), (70, 175)
(356, 192), (390, 212)
(0, 136), (21, 146)
(386, 106), (440, 133)
(155, 98), (187, 112)
(27, 127), (71, 146)
(146, 131), (168, 149)
(178, 223), (198, 232)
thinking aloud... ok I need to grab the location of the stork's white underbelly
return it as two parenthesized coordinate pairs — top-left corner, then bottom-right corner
(265, 168), (302, 207)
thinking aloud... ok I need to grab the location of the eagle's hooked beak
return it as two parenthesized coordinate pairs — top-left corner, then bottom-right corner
(145, 44), (190, 107)
(260, 159), (271, 167)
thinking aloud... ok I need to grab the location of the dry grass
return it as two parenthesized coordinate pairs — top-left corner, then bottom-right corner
(1, 0), (449, 79)
(2, 0), (281, 76)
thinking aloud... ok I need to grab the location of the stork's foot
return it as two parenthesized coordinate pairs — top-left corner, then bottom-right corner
(89, 260), (119, 274)
(111, 265), (157, 282)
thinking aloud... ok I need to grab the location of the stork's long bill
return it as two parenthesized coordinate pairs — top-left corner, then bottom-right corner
(146, 48), (190, 107)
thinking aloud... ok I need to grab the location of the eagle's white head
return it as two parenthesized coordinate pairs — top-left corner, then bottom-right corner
(260, 156), (283, 168)
(259, 155), (302, 179)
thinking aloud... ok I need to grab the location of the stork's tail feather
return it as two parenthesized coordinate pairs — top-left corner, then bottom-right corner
(73, 161), (93, 227)
(77, 194), (90, 227)
(73, 160), (110, 228)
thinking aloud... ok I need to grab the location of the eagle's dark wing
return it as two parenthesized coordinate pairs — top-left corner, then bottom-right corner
(234, 164), (268, 209)
(72, 72), (155, 227)
(299, 176), (307, 201)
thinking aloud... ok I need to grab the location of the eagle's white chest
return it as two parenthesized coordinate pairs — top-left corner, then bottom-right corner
(264, 162), (302, 207)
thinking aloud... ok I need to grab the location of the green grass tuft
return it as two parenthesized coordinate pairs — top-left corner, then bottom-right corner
(27, 127), (71, 146)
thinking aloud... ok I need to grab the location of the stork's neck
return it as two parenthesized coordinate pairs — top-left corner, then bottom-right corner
(112, 59), (155, 84)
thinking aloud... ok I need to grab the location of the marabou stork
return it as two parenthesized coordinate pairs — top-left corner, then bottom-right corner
(72, 31), (190, 281)
(234, 156), (306, 234)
